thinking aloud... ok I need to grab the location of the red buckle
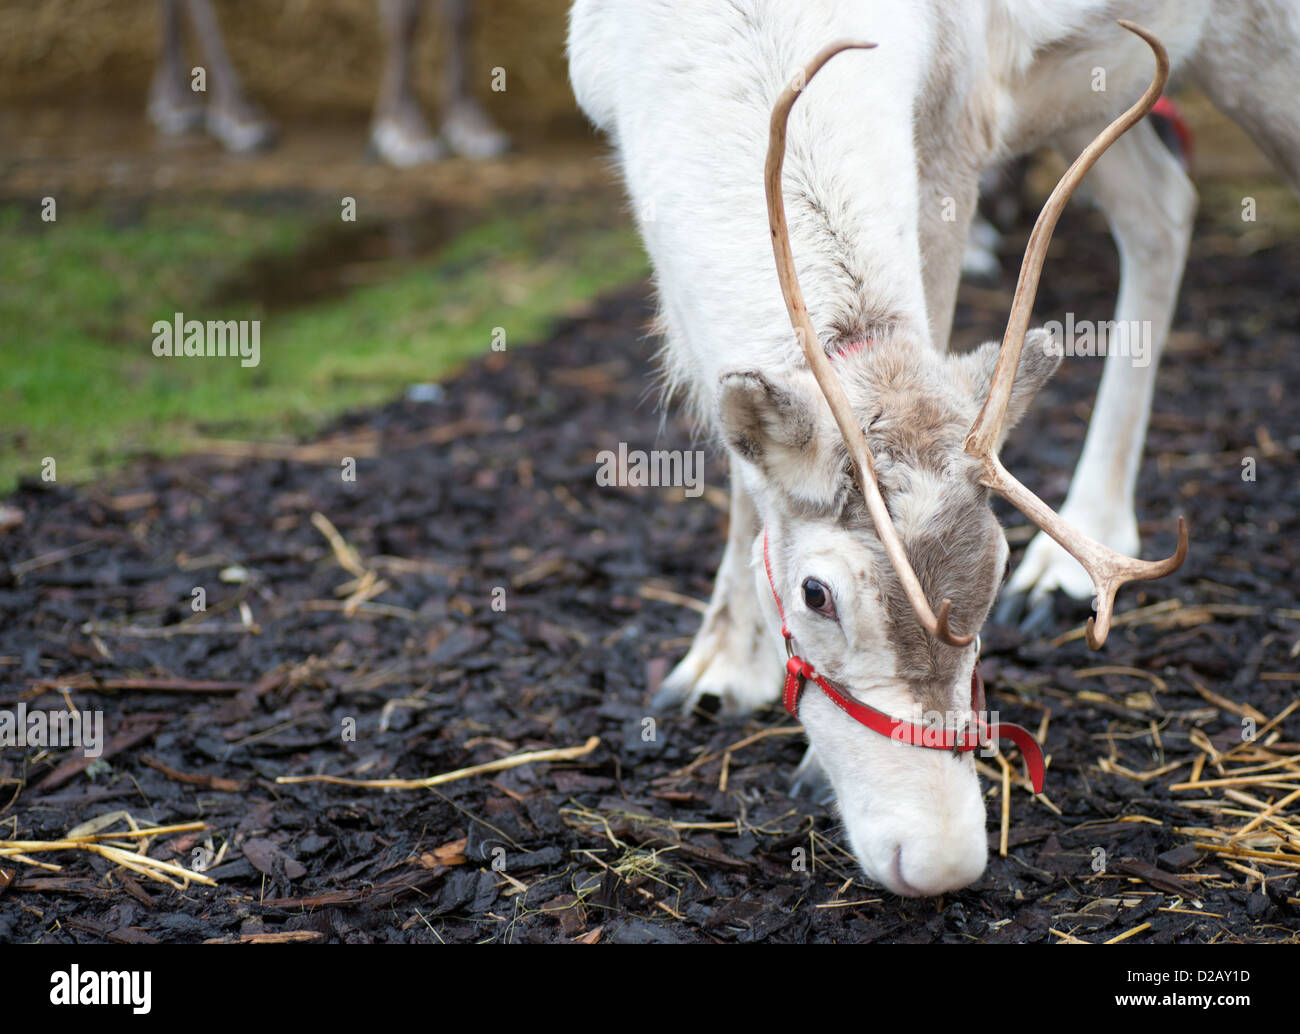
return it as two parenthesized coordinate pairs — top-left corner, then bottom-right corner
(783, 654), (810, 717)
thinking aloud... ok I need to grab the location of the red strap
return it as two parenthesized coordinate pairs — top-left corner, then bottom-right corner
(762, 528), (790, 638)
(971, 666), (1045, 792)
(764, 527), (1045, 793)
(1151, 95), (1194, 168)
(985, 717), (1046, 794)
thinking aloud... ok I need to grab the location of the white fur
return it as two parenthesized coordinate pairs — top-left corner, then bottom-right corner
(570, 0), (1300, 897)
(749, 506), (1006, 896)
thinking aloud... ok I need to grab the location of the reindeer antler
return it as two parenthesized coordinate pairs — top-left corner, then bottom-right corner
(962, 20), (1189, 649)
(765, 39), (973, 647)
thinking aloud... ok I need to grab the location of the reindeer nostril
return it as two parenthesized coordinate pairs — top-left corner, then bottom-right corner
(889, 845), (925, 898)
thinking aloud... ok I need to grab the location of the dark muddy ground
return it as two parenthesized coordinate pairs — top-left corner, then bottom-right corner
(1, 204), (1298, 944)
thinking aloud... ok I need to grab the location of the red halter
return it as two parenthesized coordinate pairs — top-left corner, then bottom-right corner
(761, 528), (1045, 793)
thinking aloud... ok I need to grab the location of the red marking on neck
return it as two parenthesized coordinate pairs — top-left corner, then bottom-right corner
(832, 339), (873, 359)
(1150, 95), (1194, 170)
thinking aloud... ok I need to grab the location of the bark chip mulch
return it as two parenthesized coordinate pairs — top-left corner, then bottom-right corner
(1, 210), (1298, 943)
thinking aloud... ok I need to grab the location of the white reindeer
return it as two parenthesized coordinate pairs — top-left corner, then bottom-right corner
(569, 1), (1300, 897)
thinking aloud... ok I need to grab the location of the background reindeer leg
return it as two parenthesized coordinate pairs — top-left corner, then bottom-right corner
(148, 0), (204, 134)
(371, 0), (446, 166)
(182, 0), (276, 152)
(438, 0), (509, 159)
(1000, 118), (1196, 629)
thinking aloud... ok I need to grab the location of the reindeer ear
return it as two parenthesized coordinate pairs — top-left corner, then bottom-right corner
(717, 370), (817, 469)
(718, 370), (848, 509)
(962, 328), (1062, 444)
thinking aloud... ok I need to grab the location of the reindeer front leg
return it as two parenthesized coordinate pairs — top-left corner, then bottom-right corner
(651, 467), (783, 716)
(1000, 119), (1196, 629)
(183, 0), (277, 152)
(370, 0), (447, 166)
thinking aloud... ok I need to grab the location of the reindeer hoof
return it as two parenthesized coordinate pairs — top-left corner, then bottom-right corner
(647, 680), (692, 715)
(790, 747), (832, 803)
(369, 117), (447, 167)
(649, 635), (782, 717)
(441, 103), (510, 160)
(148, 94), (205, 135)
(206, 104), (278, 154)
(992, 588), (1031, 629)
(993, 587), (1090, 637)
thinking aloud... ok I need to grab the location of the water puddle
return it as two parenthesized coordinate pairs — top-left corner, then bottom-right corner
(207, 200), (470, 314)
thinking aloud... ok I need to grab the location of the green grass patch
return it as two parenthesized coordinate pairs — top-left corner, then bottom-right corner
(0, 193), (647, 493)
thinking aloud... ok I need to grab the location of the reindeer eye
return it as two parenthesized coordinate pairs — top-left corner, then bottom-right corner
(802, 578), (837, 619)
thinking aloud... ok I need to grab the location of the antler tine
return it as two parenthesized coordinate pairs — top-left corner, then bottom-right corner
(963, 21), (1187, 649)
(966, 20), (1169, 457)
(765, 40), (973, 648)
(983, 454), (1189, 648)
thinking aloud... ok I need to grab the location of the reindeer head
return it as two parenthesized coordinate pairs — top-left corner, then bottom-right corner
(735, 24), (1187, 896)
(722, 332), (1061, 895)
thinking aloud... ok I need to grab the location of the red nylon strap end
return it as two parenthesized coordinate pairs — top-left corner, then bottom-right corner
(987, 720), (1046, 794)
(975, 665), (1045, 792)
(1151, 95), (1194, 168)
(783, 656), (808, 717)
